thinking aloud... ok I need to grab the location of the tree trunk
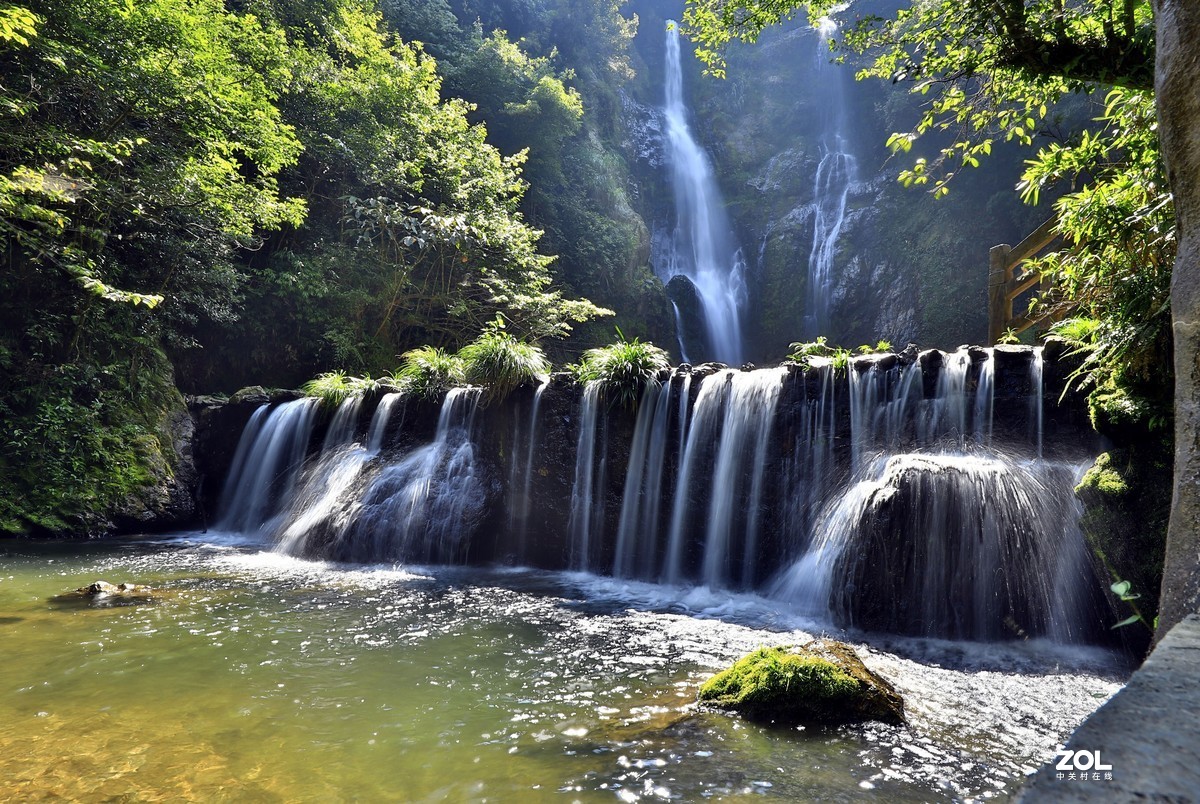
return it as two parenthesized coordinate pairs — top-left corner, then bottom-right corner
(1156, 0), (1200, 638)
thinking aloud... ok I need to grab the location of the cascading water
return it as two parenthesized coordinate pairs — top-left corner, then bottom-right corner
(509, 380), (548, 556)
(701, 367), (786, 588)
(279, 388), (486, 564)
(366, 392), (403, 454)
(613, 382), (668, 579)
(772, 347), (1108, 641)
(322, 396), (363, 451)
(661, 23), (746, 364)
(211, 346), (1109, 645)
(216, 398), (319, 534)
(804, 14), (857, 338)
(662, 368), (786, 587)
(568, 382), (605, 571)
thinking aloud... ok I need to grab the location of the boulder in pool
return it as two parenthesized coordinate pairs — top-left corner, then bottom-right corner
(698, 642), (905, 726)
(53, 580), (157, 607)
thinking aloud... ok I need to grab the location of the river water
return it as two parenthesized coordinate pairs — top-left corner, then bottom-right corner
(0, 534), (1124, 801)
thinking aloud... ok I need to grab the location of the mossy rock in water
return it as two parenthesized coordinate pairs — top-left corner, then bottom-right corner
(698, 642), (905, 726)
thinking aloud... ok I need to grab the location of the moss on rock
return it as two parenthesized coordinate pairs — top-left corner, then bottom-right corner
(698, 643), (905, 726)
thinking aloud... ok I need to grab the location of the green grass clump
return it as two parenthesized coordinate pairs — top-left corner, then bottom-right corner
(459, 329), (550, 401)
(790, 337), (897, 373)
(570, 336), (669, 408)
(390, 346), (466, 400)
(699, 646), (860, 722)
(1077, 452), (1129, 496)
(302, 371), (380, 407)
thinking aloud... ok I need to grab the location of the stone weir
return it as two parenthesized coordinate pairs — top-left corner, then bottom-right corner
(189, 343), (1117, 644)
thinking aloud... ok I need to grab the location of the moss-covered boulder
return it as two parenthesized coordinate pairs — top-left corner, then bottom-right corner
(698, 643), (905, 726)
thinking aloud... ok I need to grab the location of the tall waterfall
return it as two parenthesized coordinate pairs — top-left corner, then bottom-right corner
(210, 346), (1111, 645)
(804, 15), (857, 338)
(662, 23), (746, 364)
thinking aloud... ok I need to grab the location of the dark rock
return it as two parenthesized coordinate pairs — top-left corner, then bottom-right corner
(228, 386), (270, 405)
(698, 642), (905, 726)
(53, 580), (157, 607)
(665, 274), (709, 360)
(690, 362), (728, 379)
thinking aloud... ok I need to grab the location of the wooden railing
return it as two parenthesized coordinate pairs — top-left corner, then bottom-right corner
(987, 218), (1063, 345)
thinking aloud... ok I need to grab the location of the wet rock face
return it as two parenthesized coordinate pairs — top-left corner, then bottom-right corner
(831, 455), (1110, 642)
(698, 643), (905, 726)
(106, 395), (199, 534)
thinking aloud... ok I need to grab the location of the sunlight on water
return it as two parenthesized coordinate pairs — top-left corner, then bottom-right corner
(0, 536), (1123, 801)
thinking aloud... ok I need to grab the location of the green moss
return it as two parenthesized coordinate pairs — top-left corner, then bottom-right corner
(1076, 452), (1128, 496)
(700, 647), (858, 714)
(698, 644), (905, 726)
(0, 347), (183, 536)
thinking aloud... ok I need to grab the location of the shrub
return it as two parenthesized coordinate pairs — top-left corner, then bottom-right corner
(788, 337), (851, 373)
(302, 371), (379, 407)
(390, 346), (466, 400)
(570, 336), (670, 408)
(459, 328), (550, 401)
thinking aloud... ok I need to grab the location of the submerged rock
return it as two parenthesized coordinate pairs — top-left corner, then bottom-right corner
(54, 581), (157, 607)
(698, 642), (905, 726)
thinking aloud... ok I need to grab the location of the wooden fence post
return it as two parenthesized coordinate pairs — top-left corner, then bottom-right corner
(988, 244), (1013, 346)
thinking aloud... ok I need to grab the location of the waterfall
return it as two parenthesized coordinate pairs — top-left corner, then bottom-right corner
(511, 380), (548, 559)
(924, 348), (971, 442)
(613, 382), (667, 578)
(663, 368), (785, 586)
(322, 396), (363, 452)
(366, 393), (403, 454)
(804, 15), (857, 338)
(662, 23), (746, 364)
(780, 364), (839, 555)
(702, 367), (786, 588)
(847, 455), (1096, 641)
(207, 345), (1108, 645)
(664, 371), (734, 583)
(771, 346), (1104, 641)
(216, 398), (320, 534)
(670, 301), (692, 364)
(568, 382), (604, 571)
(1031, 346), (1045, 457)
(278, 388), (486, 564)
(973, 349), (995, 445)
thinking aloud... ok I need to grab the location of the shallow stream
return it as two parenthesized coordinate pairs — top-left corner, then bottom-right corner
(0, 534), (1124, 801)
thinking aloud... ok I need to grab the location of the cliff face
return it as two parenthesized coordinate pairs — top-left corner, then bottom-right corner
(619, 1), (1052, 361)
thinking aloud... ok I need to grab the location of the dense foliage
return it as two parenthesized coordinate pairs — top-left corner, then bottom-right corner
(683, 0), (1166, 413)
(0, 0), (624, 533)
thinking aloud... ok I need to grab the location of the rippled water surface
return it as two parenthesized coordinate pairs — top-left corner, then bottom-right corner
(0, 535), (1126, 801)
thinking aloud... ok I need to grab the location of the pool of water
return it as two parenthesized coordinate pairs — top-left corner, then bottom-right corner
(0, 534), (1125, 801)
